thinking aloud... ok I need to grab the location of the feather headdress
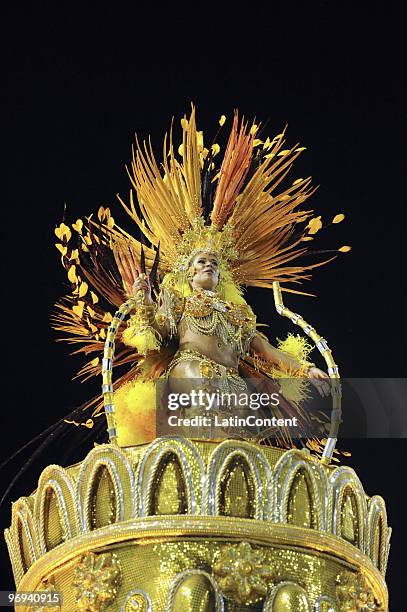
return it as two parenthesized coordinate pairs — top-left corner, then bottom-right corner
(113, 106), (342, 290)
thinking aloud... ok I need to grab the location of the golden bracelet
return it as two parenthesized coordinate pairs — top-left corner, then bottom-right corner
(301, 362), (316, 376)
(133, 304), (157, 324)
(127, 307), (157, 330)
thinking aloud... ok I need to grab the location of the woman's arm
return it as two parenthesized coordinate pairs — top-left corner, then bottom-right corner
(121, 275), (170, 351)
(250, 333), (331, 396)
(250, 334), (304, 372)
(130, 274), (172, 339)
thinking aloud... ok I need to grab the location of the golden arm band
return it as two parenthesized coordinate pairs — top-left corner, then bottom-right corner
(122, 303), (161, 354)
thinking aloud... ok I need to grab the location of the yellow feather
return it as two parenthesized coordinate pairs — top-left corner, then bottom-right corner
(114, 380), (157, 446)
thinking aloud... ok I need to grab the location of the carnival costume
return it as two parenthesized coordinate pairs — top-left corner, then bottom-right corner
(53, 106), (347, 449)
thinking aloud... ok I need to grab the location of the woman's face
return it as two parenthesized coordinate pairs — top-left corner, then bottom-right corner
(190, 252), (220, 290)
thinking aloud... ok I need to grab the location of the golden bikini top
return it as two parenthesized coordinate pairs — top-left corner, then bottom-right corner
(159, 288), (257, 355)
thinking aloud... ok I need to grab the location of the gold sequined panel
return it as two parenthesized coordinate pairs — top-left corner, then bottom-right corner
(150, 453), (188, 515)
(218, 455), (255, 519)
(89, 465), (117, 529)
(286, 468), (315, 529)
(20, 540), (365, 611)
(43, 489), (65, 551)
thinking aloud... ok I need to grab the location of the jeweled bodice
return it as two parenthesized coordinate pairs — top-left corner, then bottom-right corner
(181, 289), (257, 355)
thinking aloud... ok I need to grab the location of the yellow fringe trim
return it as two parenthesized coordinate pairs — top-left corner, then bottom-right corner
(272, 333), (315, 403)
(122, 326), (161, 355)
(277, 333), (314, 369)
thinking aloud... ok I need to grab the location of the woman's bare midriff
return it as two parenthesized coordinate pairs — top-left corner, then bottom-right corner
(167, 327), (240, 397)
(178, 326), (239, 368)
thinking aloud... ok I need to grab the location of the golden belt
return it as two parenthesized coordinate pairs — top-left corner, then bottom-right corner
(166, 349), (246, 394)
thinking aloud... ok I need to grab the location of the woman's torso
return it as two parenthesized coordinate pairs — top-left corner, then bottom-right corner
(167, 288), (256, 370)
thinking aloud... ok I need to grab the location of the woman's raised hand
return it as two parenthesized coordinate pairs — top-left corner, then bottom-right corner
(307, 366), (331, 397)
(132, 273), (153, 304)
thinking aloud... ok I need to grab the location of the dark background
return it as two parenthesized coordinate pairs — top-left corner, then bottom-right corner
(2, 1), (405, 608)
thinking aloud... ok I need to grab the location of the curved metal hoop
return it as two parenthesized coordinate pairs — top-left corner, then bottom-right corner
(273, 281), (342, 463)
(101, 297), (138, 446)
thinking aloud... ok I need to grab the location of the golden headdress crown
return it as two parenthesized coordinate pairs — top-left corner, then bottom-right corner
(174, 219), (237, 271)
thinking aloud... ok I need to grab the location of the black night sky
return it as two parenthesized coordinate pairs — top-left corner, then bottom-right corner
(2, 2), (406, 607)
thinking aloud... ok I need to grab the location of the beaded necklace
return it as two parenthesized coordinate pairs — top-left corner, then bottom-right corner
(181, 289), (256, 355)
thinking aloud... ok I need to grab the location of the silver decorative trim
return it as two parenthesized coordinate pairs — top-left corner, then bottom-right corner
(330, 467), (367, 552)
(15, 509), (36, 566)
(33, 465), (79, 552)
(255, 450), (273, 520)
(46, 479), (72, 540)
(83, 458), (124, 530)
(208, 447), (264, 520)
(165, 569), (224, 612)
(143, 445), (196, 516)
(273, 451), (328, 530)
(322, 437), (337, 461)
(279, 460), (324, 530)
(35, 478), (72, 555)
(77, 446), (136, 530)
(137, 437), (205, 517)
(120, 589), (152, 612)
(314, 594), (338, 611)
(368, 496), (388, 572)
(316, 338), (329, 353)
